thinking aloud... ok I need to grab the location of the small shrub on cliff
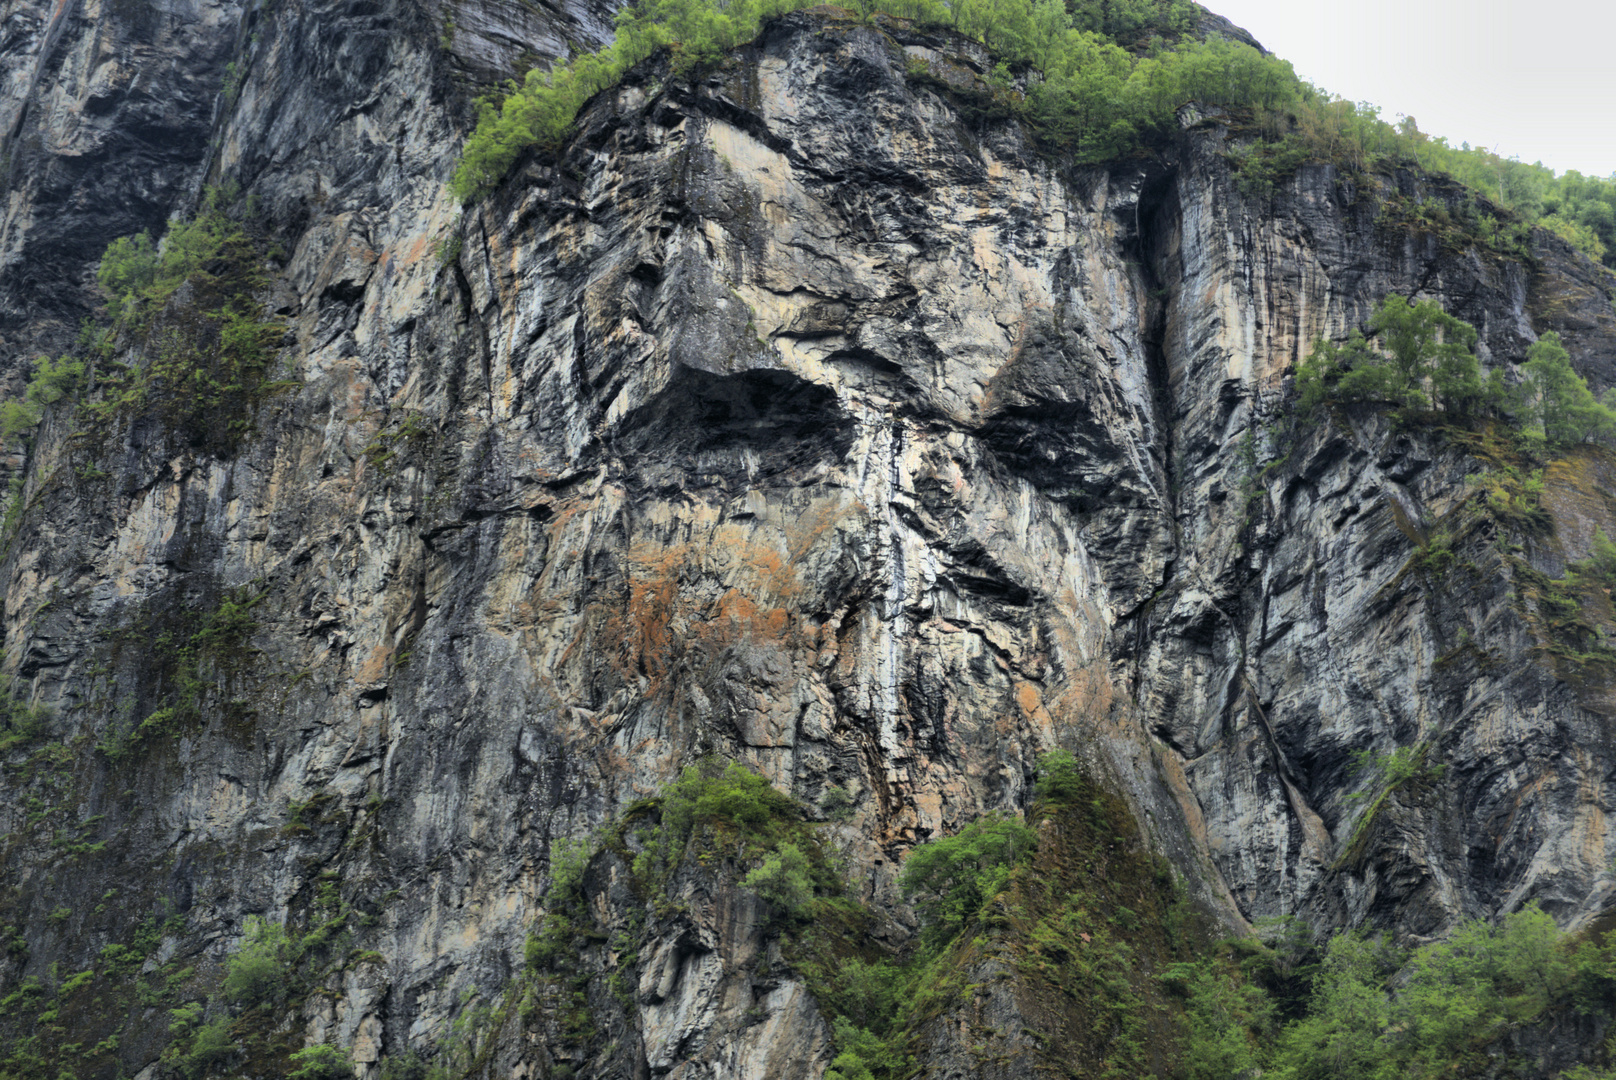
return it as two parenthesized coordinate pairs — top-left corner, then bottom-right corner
(222, 916), (296, 1006)
(0, 353), (86, 445)
(1567, 529), (1616, 595)
(90, 187), (285, 455)
(288, 1044), (351, 1080)
(823, 1017), (908, 1080)
(742, 841), (814, 919)
(820, 784), (856, 822)
(97, 230), (158, 322)
(1160, 959), (1274, 1080)
(630, 760), (802, 882)
(0, 692), (49, 752)
(1032, 748), (1085, 807)
(898, 812), (1035, 947)
(1193, 904), (1598, 1080)
(169, 1011), (238, 1080)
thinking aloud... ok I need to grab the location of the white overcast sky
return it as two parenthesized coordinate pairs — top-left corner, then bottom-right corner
(1206, 0), (1616, 178)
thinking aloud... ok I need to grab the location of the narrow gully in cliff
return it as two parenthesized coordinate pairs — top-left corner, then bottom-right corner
(1125, 165), (1183, 703)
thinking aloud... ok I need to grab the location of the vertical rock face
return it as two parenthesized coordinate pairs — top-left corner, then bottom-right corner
(4, 3), (1616, 1077)
(0, 0), (242, 367)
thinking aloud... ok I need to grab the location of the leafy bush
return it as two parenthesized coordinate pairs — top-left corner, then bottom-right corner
(96, 231), (158, 321)
(1346, 745), (1442, 797)
(177, 1015), (238, 1079)
(631, 760), (802, 881)
(1161, 959), (1274, 1080)
(288, 1044), (350, 1080)
(898, 812), (1035, 946)
(550, 836), (591, 899)
(1181, 905), (1593, 1080)
(0, 353), (86, 445)
(823, 1014), (910, 1080)
(823, 1050), (876, 1080)
(0, 692), (49, 752)
(1032, 748), (1085, 806)
(742, 841), (814, 919)
(89, 186), (285, 454)
(222, 916), (296, 1006)
(820, 785), (856, 822)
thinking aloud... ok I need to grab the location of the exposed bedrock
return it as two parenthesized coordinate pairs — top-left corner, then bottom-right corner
(2, 6), (1616, 1076)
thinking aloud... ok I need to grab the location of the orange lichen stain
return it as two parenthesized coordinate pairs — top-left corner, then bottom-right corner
(716, 589), (792, 639)
(395, 232), (433, 268)
(553, 530), (815, 705)
(353, 646), (391, 685)
(1013, 680), (1056, 738)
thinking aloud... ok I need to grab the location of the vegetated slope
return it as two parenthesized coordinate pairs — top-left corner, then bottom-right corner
(3, 0), (1616, 1077)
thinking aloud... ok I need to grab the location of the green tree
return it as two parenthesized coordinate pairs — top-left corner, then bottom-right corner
(1032, 748), (1085, 806)
(742, 841), (814, 919)
(1268, 932), (1399, 1080)
(1163, 960), (1273, 1080)
(1367, 294), (1481, 412)
(0, 353), (87, 445)
(1294, 296), (1498, 417)
(178, 1016), (238, 1079)
(630, 760), (802, 882)
(1519, 331), (1616, 447)
(96, 230), (157, 320)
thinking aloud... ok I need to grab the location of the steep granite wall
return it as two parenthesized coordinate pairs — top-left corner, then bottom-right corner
(3, 4), (1616, 1077)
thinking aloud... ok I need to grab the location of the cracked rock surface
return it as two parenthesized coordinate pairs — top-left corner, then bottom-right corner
(4, 3), (1616, 1076)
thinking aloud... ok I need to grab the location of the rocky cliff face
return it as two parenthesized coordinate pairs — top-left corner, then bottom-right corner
(4, 1), (1616, 1077)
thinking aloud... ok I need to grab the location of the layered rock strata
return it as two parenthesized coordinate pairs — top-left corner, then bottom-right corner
(2, 3), (1616, 1076)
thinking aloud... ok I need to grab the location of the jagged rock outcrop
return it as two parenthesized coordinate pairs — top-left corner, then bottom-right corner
(4, 1), (1616, 1077)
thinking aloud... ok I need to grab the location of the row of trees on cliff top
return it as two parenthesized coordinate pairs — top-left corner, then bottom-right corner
(450, 0), (1616, 269)
(1298, 294), (1616, 451)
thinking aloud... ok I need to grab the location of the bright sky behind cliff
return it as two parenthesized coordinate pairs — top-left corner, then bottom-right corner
(1208, 0), (1616, 179)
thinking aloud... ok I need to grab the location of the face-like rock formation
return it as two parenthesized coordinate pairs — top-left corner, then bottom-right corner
(3, 3), (1616, 1076)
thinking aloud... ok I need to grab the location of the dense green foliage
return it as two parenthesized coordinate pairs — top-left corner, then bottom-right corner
(448, 0), (1616, 272)
(1175, 904), (1616, 1080)
(0, 186), (286, 536)
(449, 0), (1297, 200)
(87, 189), (286, 453)
(287, 1044), (352, 1080)
(1520, 332), (1616, 449)
(741, 841), (815, 918)
(628, 760), (807, 882)
(166, 1003), (237, 1080)
(1297, 295), (1616, 453)
(794, 750), (1201, 1080)
(897, 812), (1036, 946)
(1296, 295), (1501, 416)
(0, 354), (85, 446)
(221, 917), (296, 1007)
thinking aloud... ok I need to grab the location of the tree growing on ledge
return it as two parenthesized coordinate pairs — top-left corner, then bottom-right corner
(1518, 330), (1616, 448)
(1296, 295), (1500, 416)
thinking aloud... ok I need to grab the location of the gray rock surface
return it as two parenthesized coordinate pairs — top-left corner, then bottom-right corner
(3, 2), (1616, 1077)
